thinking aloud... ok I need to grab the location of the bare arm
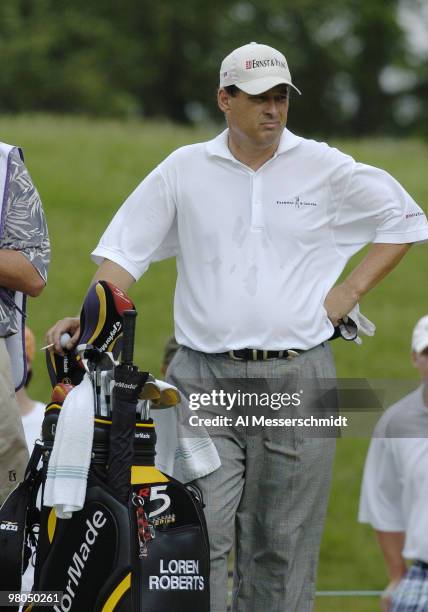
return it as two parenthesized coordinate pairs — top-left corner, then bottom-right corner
(376, 530), (407, 582)
(376, 530), (407, 611)
(91, 259), (135, 292)
(46, 259), (136, 351)
(0, 250), (45, 296)
(324, 243), (411, 326)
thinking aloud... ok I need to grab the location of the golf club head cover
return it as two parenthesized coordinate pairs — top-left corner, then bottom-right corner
(109, 367), (149, 503)
(45, 282), (134, 388)
(51, 382), (74, 404)
(45, 347), (84, 388)
(78, 280), (135, 358)
(112, 365), (149, 404)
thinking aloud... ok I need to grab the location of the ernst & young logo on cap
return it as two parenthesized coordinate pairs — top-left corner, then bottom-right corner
(245, 58), (287, 70)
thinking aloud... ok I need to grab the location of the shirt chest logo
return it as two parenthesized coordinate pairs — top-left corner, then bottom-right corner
(276, 196), (317, 209)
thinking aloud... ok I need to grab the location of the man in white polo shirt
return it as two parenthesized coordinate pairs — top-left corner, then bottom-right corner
(359, 316), (428, 612)
(47, 42), (428, 612)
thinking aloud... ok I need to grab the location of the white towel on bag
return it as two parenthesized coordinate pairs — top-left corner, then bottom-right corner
(44, 374), (94, 518)
(153, 397), (221, 483)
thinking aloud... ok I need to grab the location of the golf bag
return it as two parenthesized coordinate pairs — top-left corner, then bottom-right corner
(1, 281), (210, 612)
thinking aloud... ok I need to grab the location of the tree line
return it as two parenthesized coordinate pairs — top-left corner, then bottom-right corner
(0, 0), (427, 137)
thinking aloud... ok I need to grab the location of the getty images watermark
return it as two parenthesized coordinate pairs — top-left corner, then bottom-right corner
(175, 379), (424, 437)
(187, 389), (348, 428)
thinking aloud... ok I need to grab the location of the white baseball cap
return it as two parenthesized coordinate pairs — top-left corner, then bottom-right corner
(412, 315), (428, 353)
(219, 42), (301, 95)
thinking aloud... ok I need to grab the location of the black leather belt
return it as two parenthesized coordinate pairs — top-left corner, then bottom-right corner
(222, 349), (304, 361)
(415, 560), (428, 570)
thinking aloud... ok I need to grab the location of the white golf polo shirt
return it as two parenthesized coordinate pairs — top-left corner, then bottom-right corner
(92, 128), (428, 352)
(359, 386), (428, 563)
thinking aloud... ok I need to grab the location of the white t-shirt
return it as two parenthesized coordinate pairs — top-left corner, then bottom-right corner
(92, 129), (428, 352)
(359, 386), (428, 562)
(21, 401), (45, 452)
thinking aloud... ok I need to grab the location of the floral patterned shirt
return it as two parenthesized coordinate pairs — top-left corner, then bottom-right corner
(0, 147), (50, 336)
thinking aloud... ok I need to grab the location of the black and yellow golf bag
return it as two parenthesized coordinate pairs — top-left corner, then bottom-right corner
(0, 281), (210, 612)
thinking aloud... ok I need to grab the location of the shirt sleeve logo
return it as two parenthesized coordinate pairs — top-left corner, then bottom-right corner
(405, 211), (425, 220)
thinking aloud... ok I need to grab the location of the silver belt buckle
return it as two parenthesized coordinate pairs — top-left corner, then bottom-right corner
(287, 350), (300, 360)
(229, 350), (244, 361)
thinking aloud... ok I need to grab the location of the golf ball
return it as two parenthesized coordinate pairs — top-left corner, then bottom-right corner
(60, 332), (71, 348)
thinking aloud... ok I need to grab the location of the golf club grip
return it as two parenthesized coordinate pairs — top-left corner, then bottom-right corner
(121, 309), (137, 364)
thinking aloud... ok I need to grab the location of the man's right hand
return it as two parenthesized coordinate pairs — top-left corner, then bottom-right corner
(46, 317), (80, 354)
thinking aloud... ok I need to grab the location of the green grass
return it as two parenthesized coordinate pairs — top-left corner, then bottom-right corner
(1, 115), (427, 612)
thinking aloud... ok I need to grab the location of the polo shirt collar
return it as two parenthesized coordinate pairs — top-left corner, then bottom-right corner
(206, 128), (302, 161)
(275, 128), (303, 155)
